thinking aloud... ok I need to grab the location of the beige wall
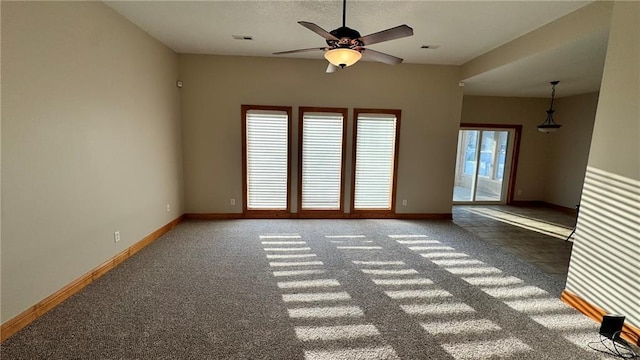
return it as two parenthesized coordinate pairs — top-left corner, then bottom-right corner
(179, 55), (463, 214)
(545, 92), (599, 208)
(566, 1), (639, 328)
(1, 2), (184, 322)
(460, 96), (550, 201)
(460, 93), (599, 207)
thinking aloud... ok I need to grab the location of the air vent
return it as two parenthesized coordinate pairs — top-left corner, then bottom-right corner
(232, 35), (254, 40)
(421, 45), (440, 49)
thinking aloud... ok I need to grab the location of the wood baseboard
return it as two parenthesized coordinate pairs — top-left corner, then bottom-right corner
(184, 212), (452, 220)
(561, 289), (640, 346)
(510, 200), (578, 215)
(0, 216), (184, 342)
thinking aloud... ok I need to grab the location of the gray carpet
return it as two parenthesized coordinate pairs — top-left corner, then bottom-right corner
(1, 219), (613, 359)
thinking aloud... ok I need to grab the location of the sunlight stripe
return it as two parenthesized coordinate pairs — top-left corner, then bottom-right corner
(304, 346), (399, 360)
(277, 279), (341, 289)
(263, 247), (312, 251)
(361, 269), (419, 275)
(266, 254), (317, 259)
(262, 241), (307, 245)
(283, 292), (351, 303)
(260, 235), (301, 239)
(288, 306), (363, 319)
(269, 261), (323, 267)
(272, 269), (326, 277)
(352, 261), (405, 266)
(295, 324), (379, 341)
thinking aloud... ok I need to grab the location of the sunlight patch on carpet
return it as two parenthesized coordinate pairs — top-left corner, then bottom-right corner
(283, 292), (352, 303)
(395, 240), (441, 244)
(420, 252), (470, 259)
(288, 306), (364, 319)
(262, 241), (307, 245)
(361, 269), (419, 275)
(445, 266), (502, 275)
(272, 269), (326, 277)
(267, 254), (318, 259)
(277, 279), (341, 289)
(421, 319), (501, 335)
(263, 247), (312, 251)
(461, 276), (524, 287)
(401, 302), (476, 316)
(384, 289), (452, 299)
(260, 235), (302, 239)
(352, 261), (405, 266)
(269, 261), (324, 267)
(295, 324), (380, 341)
(431, 259), (485, 267)
(372, 278), (434, 286)
(304, 345), (399, 360)
(336, 246), (382, 250)
(504, 298), (570, 314)
(481, 285), (548, 299)
(440, 337), (532, 359)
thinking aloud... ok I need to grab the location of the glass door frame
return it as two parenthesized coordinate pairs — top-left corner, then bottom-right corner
(454, 124), (522, 205)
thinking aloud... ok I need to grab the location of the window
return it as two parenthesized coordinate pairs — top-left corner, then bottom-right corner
(242, 105), (292, 213)
(351, 109), (401, 213)
(299, 108), (347, 214)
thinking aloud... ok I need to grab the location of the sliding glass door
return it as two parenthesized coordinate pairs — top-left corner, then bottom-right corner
(453, 128), (515, 203)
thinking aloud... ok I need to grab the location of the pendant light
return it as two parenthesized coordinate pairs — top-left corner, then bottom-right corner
(538, 81), (561, 133)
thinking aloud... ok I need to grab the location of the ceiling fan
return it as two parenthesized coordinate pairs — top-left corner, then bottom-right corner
(273, 0), (413, 73)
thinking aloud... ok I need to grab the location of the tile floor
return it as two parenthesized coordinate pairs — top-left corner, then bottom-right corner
(452, 204), (577, 280)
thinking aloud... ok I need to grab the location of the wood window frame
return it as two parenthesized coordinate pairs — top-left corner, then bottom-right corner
(350, 108), (402, 218)
(242, 105), (293, 218)
(297, 107), (348, 218)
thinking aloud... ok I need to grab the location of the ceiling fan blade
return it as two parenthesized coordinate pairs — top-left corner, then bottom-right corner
(298, 21), (339, 41)
(273, 47), (326, 55)
(326, 63), (339, 73)
(359, 24), (413, 46)
(360, 48), (403, 65)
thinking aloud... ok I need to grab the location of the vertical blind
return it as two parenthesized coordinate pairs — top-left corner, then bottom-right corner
(353, 114), (397, 209)
(246, 110), (288, 210)
(301, 113), (344, 210)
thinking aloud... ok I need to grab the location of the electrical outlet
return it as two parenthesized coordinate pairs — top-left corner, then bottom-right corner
(402, 199), (407, 206)
(230, 198), (236, 206)
(114, 231), (120, 243)
(166, 204), (171, 212)
(517, 189), (522, 195)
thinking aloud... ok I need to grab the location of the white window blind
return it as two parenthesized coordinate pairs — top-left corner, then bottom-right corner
(301, 113), (344, 210)
(353, 114), (397, 210)
(246, 110), (288, 210)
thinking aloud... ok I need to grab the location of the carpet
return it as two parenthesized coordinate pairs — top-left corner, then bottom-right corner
(1, 219), (611, 359)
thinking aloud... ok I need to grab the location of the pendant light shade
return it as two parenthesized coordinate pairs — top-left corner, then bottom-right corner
(324, 48), (362, 68)
(538, 81), (562, 133)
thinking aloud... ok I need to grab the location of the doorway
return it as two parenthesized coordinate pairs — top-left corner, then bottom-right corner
(453, 126), (519, 204)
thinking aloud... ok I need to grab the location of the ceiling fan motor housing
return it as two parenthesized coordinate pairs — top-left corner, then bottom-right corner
(327, 26), (363, 48)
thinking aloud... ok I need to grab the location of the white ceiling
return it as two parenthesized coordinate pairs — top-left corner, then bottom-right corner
(105, 0), (608, 98)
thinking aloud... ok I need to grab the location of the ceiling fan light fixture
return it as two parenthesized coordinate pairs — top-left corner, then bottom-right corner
(324, 48), (362, 68)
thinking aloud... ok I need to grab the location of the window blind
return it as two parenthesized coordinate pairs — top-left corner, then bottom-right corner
(353, 115), (397, 209)
(246, 110), (288, 210)
(301, 114), (344, 210)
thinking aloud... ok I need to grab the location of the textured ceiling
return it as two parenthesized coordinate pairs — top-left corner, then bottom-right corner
(105, 1), (608, 98)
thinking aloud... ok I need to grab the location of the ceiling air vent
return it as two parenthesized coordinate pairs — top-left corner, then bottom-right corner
(421, 45), (440, 49)
(232, 35), (254, 40)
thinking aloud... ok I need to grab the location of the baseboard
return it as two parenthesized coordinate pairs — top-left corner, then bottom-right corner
(0, 215), (184, 342)
(184, 212), (452, 220)
(510, 200), (578, 215)
(184, 213), (244, 220)
(561, 289), (640, 346)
